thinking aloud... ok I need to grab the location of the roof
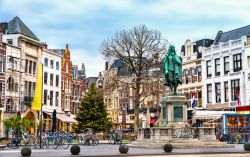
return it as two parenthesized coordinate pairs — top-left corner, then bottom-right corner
(49, 49), (65, 56)
(109, 58), (163, 77)
(181, 39), (214, 58)
(214, 25), (250, 45)
(110, 59), (132, 76)
(7, 16), (39, 41)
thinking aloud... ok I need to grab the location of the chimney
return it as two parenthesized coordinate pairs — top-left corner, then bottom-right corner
(105, 61), (108, 71)
(42, 42), (48, 49)
(0, 22), (8, 34)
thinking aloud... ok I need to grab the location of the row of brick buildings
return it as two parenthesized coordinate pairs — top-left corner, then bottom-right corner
(0, 16), (92, 135)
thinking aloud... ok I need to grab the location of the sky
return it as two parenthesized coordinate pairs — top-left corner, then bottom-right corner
(0, 0), (250, 77)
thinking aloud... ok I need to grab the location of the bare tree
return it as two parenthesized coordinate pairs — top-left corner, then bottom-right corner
(100, 25), (166, 132)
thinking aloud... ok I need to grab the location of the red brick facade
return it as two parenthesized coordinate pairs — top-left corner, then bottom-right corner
(61, 44), (73, 112)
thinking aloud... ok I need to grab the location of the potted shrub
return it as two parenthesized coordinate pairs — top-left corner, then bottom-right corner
(244, 143), (250, 151)
(119, 145), (129, 154)
(21, 147), (32, 156)
(163, 144), (173, 153)
(70, 145), (80, 155)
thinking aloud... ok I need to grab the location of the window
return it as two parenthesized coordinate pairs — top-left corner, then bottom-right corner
(50, 74), (53, 86)
(66, 63), (68, 73)
(248, 56), (250, 69)
(7, 77), (14, 91)
(207, 84), (212, 103)
(44, 90), (47, 105)
(7, 39), (13, 45)
(29, 60), (32, 74)
(0, 55), (3, 72)
(187, 46), (192, 55)
(215, 83), (221, 103)
(233, 53), (242, 72)
(14, 61), (17, 70)
(50, 60), (54, 69)
(33, 62), (36, 75)
(224, 81), (229, 102)
(50, 91), (53, 106)
(25, 81), (28, 96)
(55, 92), (59, 106)
(206, 60), (212, 78)
(215, 58), (220, 76)
(224, 56), (230, 74)
(28, 82), (32, 96)
(56, 61), (59, 70)
(9, 57), (14, 69)
(44, 72), (48, 85)
(25, 60), (28, 73)
(231, 79), (240, 101)
(32, 82), (35, 96)
(56, 75), (59, 87)
(44, 58), (48, 67)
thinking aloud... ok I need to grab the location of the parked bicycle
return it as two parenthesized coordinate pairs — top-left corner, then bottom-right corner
(77, 128), (99, 146)
(108, 130), (122, 144)
(7, 130), (33, 149)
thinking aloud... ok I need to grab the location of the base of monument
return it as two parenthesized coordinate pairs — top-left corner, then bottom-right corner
(166, 122), (187, 128)
(128, 138), (234, 149)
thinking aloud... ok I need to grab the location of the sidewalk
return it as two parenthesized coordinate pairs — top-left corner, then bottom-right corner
(0, 143), (249, 157)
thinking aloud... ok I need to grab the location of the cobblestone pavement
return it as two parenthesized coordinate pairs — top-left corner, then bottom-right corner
(0, 143), (249, 157)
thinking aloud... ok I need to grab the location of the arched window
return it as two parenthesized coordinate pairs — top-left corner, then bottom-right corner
(7, 77), (15, 91)
(6, 98), (15, 112)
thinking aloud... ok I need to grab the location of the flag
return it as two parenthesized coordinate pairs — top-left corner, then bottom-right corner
(191, 92), (196, 108)
(31, 63), (43, 111)
(236, 88), (240, 106)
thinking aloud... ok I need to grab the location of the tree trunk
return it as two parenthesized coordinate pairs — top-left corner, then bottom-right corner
(134, 80), (141, 133)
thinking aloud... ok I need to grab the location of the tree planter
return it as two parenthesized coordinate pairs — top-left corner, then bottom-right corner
(119, 145), (129, 154)
(163, 144), (173, 153)
(244, 143), (250, 151)
(70, 145), (81, 155)
(21, 147), (32, 156)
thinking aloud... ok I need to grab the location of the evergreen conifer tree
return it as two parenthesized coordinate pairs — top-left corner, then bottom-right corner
(75, 83), (112, 132)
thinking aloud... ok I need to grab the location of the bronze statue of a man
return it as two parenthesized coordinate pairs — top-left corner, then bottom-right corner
(163, 45), (182, 94)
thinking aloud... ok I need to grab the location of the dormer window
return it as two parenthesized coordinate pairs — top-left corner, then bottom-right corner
(187, 45), (192, 55)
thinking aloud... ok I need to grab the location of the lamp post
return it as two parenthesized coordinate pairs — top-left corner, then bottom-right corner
(122, 103), (126, 130)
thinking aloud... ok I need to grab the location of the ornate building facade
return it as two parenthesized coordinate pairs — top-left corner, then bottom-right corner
(178, 39), (213, 108)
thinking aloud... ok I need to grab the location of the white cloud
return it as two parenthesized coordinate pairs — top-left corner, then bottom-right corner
(70, 48), (104, 77)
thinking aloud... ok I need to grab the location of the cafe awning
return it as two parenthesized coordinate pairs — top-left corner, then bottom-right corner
(56, 114), (77, 123)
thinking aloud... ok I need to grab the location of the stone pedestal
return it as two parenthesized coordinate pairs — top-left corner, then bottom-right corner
(160, 95), (189, 128)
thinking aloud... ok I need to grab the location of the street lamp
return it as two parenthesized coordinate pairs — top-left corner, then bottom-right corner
(121, 103), (127, 130)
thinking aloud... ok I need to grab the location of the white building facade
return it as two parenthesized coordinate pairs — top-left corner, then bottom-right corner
(42, 48), (62, 113)
(202, 26), (250, 110)
(178, 39), (214, 108)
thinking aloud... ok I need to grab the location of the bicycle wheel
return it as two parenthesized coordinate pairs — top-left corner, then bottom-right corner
(108, 136), (113, 144)
(47, 138), (54, 148)
(62, 138), (70, 149)
(53, 139), (59, 149)
(94, 139), (99, 145)
(34, 138), (44, 148)
(7, 141), (19, 149)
